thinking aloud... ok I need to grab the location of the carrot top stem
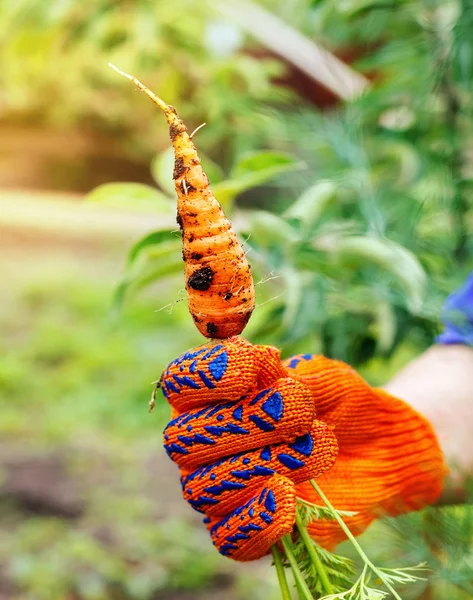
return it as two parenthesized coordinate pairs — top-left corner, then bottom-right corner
(109, 63), (175, 120)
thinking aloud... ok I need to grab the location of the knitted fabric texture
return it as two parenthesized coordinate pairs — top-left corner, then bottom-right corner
(161, 338), (445, 560)
(285, 354), (446, 549)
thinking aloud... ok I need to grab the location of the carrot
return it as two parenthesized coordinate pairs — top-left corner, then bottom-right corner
(109, 64), (255, 339)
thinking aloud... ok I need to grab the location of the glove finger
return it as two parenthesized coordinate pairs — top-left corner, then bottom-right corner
(161, 337), (286, 413)
(204, 474), (296, 561)
(164, 378), (315, 469)
(181, 419), (338, 516)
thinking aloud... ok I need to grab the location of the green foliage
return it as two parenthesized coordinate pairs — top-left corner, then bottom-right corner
(288, 482), (431, 600)
(291, 532), (356, 597)
(212, 151), (304, 208)
(371, 501), (473, 599)
(87, 182), (173, 213)
(245, 193), (429, 361)
(113, 239), (183, 314)
(297, 499), (358, 525)
(318, 563), (428, 600)
(0, 0), (292, 161)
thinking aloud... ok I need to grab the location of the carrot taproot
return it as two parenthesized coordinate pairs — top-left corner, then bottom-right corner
(109, 64), (255, 340)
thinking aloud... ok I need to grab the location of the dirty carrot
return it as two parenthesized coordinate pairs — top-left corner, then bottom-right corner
(109, 63), (255, 340)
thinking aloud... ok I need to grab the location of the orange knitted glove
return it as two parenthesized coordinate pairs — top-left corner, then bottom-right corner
(160, 337), (445, 561)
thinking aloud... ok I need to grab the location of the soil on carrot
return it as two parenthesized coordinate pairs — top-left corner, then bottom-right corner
(206, 322), (218, 336)
(173, 156), (186, 180)
(187, 266), (215, 291)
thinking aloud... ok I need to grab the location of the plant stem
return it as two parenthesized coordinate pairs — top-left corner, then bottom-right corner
(309, 480), (403, 600)
(272, 544), (292, 600)
(295, 513), (335, 596)
(281, 535), (314, 600)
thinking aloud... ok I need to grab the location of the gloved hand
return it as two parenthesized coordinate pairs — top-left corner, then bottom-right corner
(160, 337), (445, 561)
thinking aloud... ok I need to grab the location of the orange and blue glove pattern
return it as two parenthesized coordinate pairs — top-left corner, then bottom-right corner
(160, 337), (445, 561)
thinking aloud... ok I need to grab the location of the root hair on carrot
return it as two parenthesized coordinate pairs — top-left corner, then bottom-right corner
(154, 292), (186, 315)
(256, 271), (280, 285)
(190, 122), (206, 138)
(255, 292), (285, 308)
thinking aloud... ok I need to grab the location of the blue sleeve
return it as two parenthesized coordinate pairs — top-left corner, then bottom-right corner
(436, 270), (473, 347)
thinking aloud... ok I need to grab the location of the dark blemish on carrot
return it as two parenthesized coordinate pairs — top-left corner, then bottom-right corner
(187, 266), (214, 291)
(192, 314), (202, 323)
(169, 123), (183, 141)
(241, 297), (248, 303)
(191, 253), (203, 260)
(206, 322), (218, 336)
(173, 157), (186, 179)
(185, 183), (197, 193)
(188, 234), (194, 243)
(224, 291), (233, 301)
(176, 211), (183, 230)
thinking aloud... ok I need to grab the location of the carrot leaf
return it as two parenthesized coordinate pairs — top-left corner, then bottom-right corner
(213, 151), (303, 208)
(113, 242), (182, 313)
(332, 236), (426, 313)
(284, 181), (338, 237)
(150, 148), (176, 197)
(127, 230), (181, 268)
(86, 182), (172, 213)
(230, 150), (301, 178)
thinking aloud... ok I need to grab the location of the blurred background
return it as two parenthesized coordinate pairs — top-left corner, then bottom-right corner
(1, 0), (473, 599)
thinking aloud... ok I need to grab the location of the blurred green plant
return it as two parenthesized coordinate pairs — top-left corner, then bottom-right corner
(0, 0), (292, 162)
